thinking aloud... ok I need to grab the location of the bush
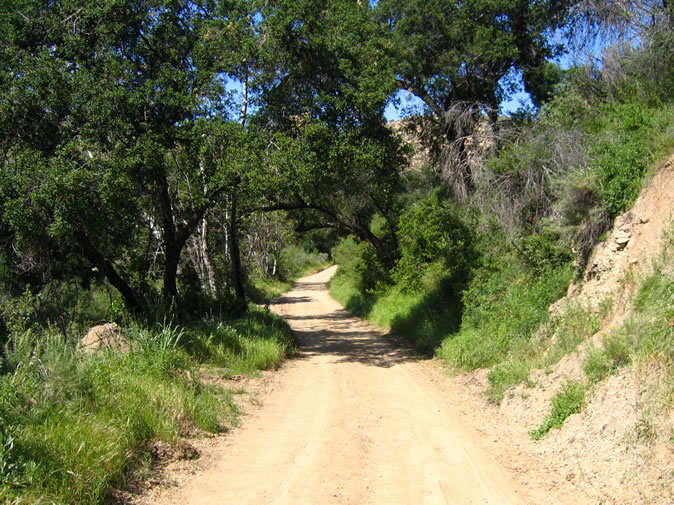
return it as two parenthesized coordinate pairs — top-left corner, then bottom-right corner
(394, 192), (473, 291)
(516, 230), (573, 274)
(437, 244), (573, 371)
(331, 236), (388, 293)
(277, 245), (328, 281)
(531, 380), (586, 439)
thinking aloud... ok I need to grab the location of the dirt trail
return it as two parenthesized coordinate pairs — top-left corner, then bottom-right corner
(148, 267), (591, 505)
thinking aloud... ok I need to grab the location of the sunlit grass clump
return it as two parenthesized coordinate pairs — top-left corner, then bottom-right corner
(0, 307), (296, 505)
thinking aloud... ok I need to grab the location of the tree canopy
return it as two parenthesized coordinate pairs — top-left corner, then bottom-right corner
(0, 0), (595, 317)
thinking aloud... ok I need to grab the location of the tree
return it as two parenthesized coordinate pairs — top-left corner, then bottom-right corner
(0, 0), (255, 313)
(377, 0), (572, 196)
(251, 0), (408, 269)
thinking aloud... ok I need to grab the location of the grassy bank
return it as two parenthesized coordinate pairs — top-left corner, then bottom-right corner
(329, 268), (462, 354)
(0, 307), (295, 505)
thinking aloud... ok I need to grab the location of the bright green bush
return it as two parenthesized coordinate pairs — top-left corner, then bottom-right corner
(516, 230), (573, 274)
(332, 235), (388, 293)
(394, 192), (473, 291)
(531, 380), (586, 439)
(437, 247), (573, 370)
(277, 245), (328, 281)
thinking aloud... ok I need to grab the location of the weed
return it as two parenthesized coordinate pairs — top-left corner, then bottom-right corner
(544, 304), (599, 367)
(531, 380), (586, 440)
(630, 416), (657, 446)
(583, 345), (613, 384)
(438, 254), (573, 370)
(487, 360), (531, 403)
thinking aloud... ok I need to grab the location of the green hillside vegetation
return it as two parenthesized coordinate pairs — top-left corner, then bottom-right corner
(1, 0), (673, 502)
(329, 4), (674, 409)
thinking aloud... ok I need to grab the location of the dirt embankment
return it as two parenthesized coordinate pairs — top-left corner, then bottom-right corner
(458, 154), (674, 505)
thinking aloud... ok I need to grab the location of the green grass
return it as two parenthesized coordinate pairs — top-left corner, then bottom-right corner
(328, 272), (375, 318)
(437, 258), (573, 371)
(248, 277), (295, 303)
(583, 333), (632, 384)
(487, 360), (532, 403)
(181, 307), (296, 376)
(530, 380), (586, 440)
(330, 265), (462, 354)
(0, 306), (296, 504)
(616, 229), (674, 406)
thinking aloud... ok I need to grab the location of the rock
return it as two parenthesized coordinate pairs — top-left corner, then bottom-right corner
(80, 323), (130, 354)
(615, 235), (630, 249)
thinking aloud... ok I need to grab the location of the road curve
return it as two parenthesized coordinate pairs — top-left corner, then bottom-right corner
(150, 266), (579, 505)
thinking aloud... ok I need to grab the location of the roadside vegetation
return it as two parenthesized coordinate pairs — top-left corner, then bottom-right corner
(248, 245), (330, 303)
(2, 0), (673, 501)
(0, 306), (297, 505)
(329, 0), (674, 436)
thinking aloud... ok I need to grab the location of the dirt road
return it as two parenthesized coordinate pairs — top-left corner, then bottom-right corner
(150, 266), (587, 505)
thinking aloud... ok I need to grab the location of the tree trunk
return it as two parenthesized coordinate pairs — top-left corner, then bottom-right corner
(74, 231), (144, 313)
(163, 246), (180, 311)
(229, 185), (246, 303)
(201, 217), (218, 299)
(156, 172), (180, 309)
(221, 205), (229, 285)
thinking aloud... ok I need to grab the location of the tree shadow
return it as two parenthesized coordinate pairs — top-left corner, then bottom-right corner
(340, 277), (464, 356)
(273, 277), (419, 368)
(288, 307), (417, 368)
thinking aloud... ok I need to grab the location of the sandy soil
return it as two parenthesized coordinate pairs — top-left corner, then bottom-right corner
(142, 266), (593, 505)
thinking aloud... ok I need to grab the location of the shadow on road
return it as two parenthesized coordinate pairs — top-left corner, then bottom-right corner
(278, 305), (417, 368)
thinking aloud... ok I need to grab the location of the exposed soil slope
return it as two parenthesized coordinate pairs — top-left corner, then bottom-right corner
(458, 154), (674, 505)
(142, 267), (591, 505)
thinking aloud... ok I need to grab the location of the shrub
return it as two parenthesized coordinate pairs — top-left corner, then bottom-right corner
(531, 380), (586, 439)
(437, 241), (573, 372)
(332, 236), (388, 293)
(516, 230), (573, 274)
(394, 192), (473, 291)
(277, 245), (328, 280)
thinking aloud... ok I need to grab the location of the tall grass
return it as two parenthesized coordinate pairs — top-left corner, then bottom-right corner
(0, 305), (296, 504)
(437, 255), (573, 370)
(0, 331), (228, 504)
(330, 263), (462, 353)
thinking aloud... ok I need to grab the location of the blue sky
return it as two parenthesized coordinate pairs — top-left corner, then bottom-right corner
(383, 85), (534, 122)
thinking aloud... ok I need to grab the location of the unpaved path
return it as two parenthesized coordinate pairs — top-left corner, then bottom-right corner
(148, 266), (590, 505)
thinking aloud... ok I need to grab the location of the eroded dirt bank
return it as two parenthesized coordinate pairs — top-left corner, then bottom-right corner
(143, 266), (591, 505)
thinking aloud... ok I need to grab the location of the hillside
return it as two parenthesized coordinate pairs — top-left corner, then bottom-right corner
(448, 153), (674, 505)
